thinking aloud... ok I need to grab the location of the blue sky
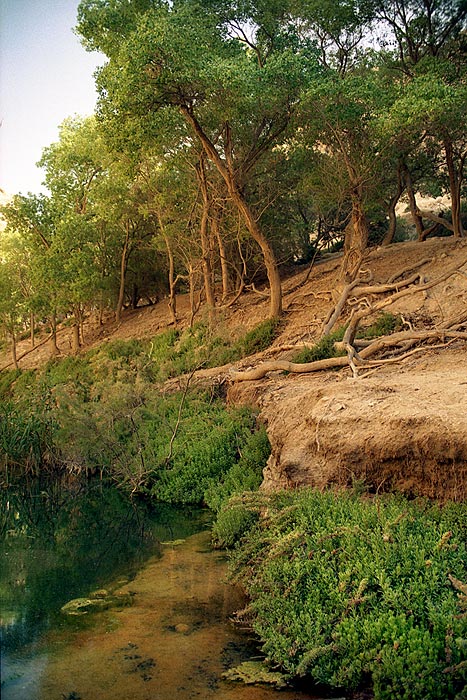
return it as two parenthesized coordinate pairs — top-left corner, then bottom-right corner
(0, 0), (103, 196)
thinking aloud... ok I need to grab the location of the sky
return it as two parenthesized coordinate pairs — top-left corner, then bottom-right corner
(0, 0), (104, 196)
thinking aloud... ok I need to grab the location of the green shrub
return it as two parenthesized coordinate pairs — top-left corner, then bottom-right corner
(205, 424), (270, 513)
(237, 319), (280, 356)
(43, 355), (93, 388)
(293, 327), (346, 363)
(230, 490), (467, 700)
(0, 401), (58, 474)
(101, 338), (148, 361)
(212, 498), (260, 549)
(358, 312), (402, 339)
(0, 369), (24, 400)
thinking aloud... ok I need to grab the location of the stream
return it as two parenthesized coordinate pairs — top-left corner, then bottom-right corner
(0, 479), (329, 700)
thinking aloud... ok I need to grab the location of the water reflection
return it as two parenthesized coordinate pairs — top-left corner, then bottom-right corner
(1, 480), (323, 700)
(0, 477), (209, 692)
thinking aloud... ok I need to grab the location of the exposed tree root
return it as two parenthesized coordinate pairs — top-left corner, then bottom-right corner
(230, 255), (467, 382)
(230, 331), (467, 382)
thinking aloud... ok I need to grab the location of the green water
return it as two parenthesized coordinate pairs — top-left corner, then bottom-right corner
(0, 478), (210, 698)
(0, 478), (326, 700)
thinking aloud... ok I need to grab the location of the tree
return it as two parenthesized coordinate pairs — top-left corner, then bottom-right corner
(77, 0), (321, 317)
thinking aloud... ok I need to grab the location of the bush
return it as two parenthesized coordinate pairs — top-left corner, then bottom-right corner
(212, 498), (261, 549)
(236, 319), (280, 356)
(359, 312), (402, 339)
(230, 490), (467, 700)
(292, 327), (346, 363)
(0, 400), (58, 475)
(205, 424), (270, 513)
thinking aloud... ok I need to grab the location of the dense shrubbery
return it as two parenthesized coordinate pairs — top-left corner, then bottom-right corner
(0, 399), (58, 477)
(228, 489), (467, 700)
(0, 324), (274, 499)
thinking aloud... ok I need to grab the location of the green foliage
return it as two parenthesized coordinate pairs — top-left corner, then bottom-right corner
(358, 312), (402, 339)
(230, 490), (467, 699)
(205, 424), (271, 513)
(0, 369), (23, 400)
(212, 498), (261, 549)
(235, 319), (281, 357)
(292, 315), (400, 364)
(0, 400), (58, 475)
(293, 327), (346, 363)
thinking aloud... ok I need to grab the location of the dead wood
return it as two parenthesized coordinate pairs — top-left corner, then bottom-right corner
(229, 355), (349, 381)
(387, 257), (433, 283)
(350, 272), (422, 297)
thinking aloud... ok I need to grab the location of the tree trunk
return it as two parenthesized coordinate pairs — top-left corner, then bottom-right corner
(180, 106), (282, 318)
(403, 165), (425, 240)
(71, 306), (82, 354)
(48, 314), (59, 357)
(212, 210), (231, 302)
(188, 264), (201, 328)
(382, 163), (405, 246)
(30, 312), (35, 348)
(72, 323), (80, 354)
(443, 137), (465, 238)
(228, 183), (282, 316)
(10, 332), (18, 370)
(116, 225), (130, 325)
(338, 191), (369, 286)
(159, 220), (177, 324)
(196, 156), (216, 323)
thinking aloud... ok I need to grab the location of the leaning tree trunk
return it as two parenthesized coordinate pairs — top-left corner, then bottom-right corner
(228, 182), (282, 317)
(180, 106), (282, 318)
(196, 156), (216, 323)
(116, 225), (130, 325)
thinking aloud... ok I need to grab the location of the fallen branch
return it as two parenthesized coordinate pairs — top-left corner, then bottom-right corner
(230, 355), (349, 381)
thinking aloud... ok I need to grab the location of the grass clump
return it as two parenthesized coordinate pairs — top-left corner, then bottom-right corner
(235, 319), (280, 356)
(230, 489), (467, 700)
(358, 312), (402, 339)
(293, 327), (346, 364)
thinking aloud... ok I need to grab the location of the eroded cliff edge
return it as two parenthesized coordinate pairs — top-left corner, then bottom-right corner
(228, 346), (467, 501)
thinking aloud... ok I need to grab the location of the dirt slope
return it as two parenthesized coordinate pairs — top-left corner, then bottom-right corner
(3, 237), (467, 500)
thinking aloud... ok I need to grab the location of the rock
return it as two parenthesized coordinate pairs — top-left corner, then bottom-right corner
(174, 623), (190, 634)
(61, 592), (134, 615)
(222, 661), (289, 688)
(89, 588), (109, 599)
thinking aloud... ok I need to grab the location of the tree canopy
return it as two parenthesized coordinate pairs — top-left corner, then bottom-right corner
(1, 0), (466, 360)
